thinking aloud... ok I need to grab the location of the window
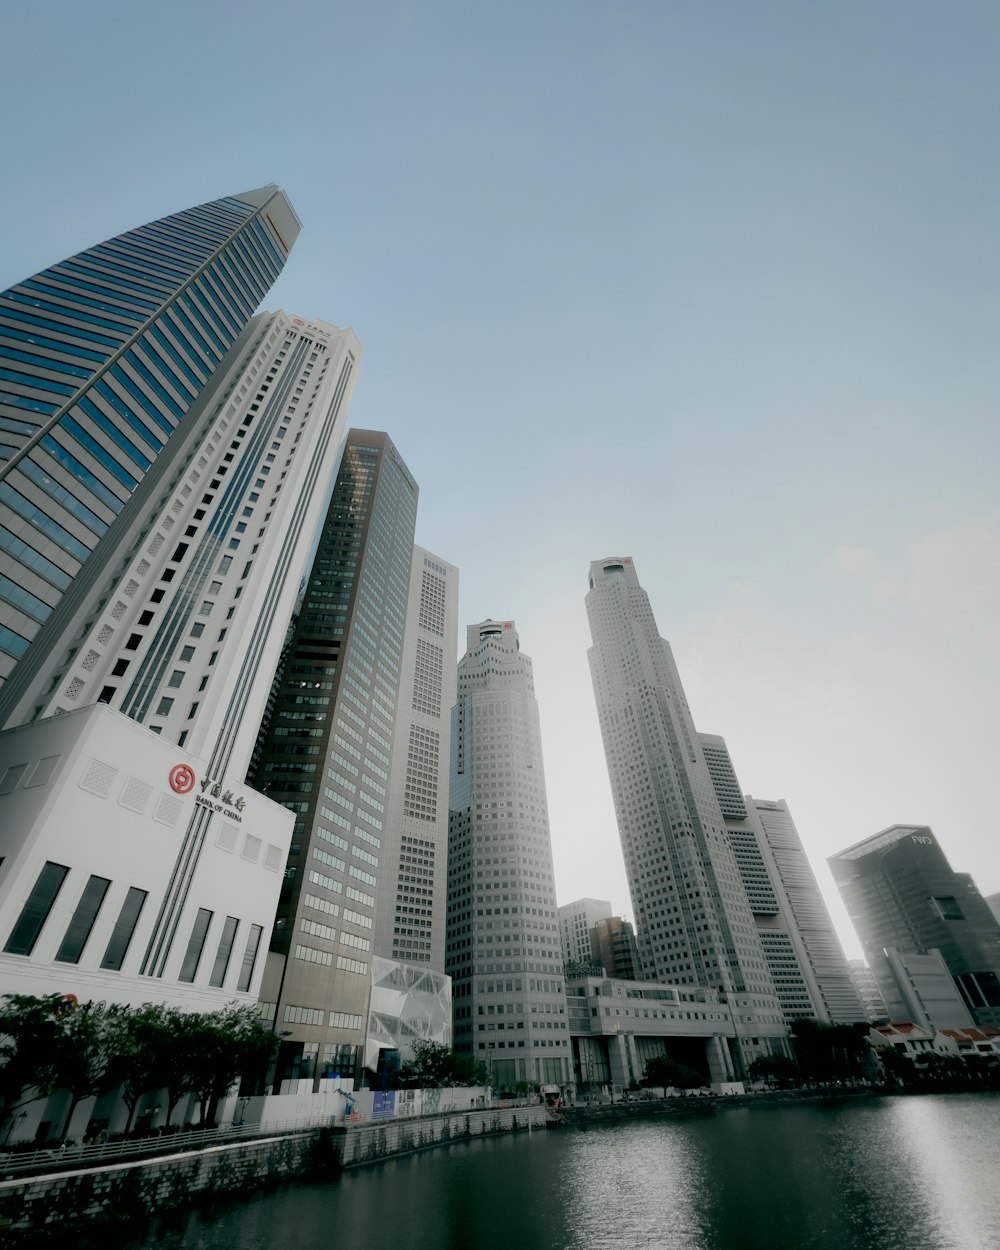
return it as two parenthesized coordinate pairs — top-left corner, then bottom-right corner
(100, 887), (147, 970)
(155, 697), (174, 716)
(4, 862), (69, 955)
(190, 623), (205, 638)
(55, 875), (111, 963)
(209, 915), (239, 987)
(180, 646), (195, 662)
(167, 670), (184, 688)
(236, 923), (263, 992)
(178, 908), (213, 982)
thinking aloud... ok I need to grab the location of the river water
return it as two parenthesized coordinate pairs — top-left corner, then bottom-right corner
(137, 1094), (999, 1250)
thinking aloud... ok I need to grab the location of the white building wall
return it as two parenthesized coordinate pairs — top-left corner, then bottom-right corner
(0, 704), (290, 1009)
(558, 897), (612, 965)
(374, 546), (458, 973)
(4, 311), (361, 783)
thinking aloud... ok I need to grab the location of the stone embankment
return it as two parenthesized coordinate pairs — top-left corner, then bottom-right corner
(0, 1105), (548, 1242)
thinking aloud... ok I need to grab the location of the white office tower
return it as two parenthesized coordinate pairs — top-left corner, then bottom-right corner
(372, 547), (458, 973)
(699, 733), (863, 1025)
(558, 897), (612, 966)
(585, 558), (788, 1073)
(0, 312), (361, 1008)
(447, 620), (572, 1093)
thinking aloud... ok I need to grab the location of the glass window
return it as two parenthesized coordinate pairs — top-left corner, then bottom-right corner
(236, 923), (264, 992)
(209, 916), (239, 988)
(178, 907), (214, 982)
(4, 861), (69, 955)
(100, 887), (147, 970)
(55, 875), (111, 963)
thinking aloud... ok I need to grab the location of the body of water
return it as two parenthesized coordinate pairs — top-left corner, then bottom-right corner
(134, 1094), (1000, 1250)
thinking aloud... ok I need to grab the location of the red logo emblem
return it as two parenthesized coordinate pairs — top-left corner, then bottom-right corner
(169, 764), (196, 794)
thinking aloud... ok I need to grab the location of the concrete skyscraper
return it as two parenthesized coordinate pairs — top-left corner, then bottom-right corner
(0, 310), (362, 1012)
(0, 186), (298, 688)
(372, 546), (458, 972)
(585, 558), (787, 1071)
(447, 620), (572, 1093)
(252, 431), (421, 1089)
(558, 897), (612, 967)
(700, 733), (863, 1025)
(829, 825), (1000, 1028)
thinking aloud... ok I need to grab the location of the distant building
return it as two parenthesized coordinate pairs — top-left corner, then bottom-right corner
(699, 733), (863, 1026)
(590, 915), (641, 981)
(876, 947), (974, 1031)
(849, 961), (888, 1023)
(558, 897), (612, 966)
(986, 892), (1000, 927)
(566, 973), (742, 1091)
(829, 825), (1000, 1028)
(585, 558), (788, 1072)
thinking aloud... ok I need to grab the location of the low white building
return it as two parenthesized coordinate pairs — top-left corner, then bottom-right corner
(0, 703), (290, 1011)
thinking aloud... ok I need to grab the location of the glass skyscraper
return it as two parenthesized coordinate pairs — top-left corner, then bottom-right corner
(0, 186), (299, 684)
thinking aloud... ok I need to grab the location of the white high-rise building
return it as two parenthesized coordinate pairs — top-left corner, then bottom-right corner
(0, 311), (361, 1008)
(373, 546), (458, 973)
(699, 733), (864, 1026)
(447, 619), (572, 1093)
(585, 558), (788, 1072)
(558, 897), (612, 966)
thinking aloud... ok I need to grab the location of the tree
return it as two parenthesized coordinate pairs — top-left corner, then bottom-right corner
(185, 1005), (278, 1126)
(0, 994), (65, 1133)
(398, 1041), (491, 1088)
(642, 1054), (703, 1089)
(790, 1019), (871, 1082)
(746, 1054), (799, 1087)
(103, 1004), (169, 1134)
(51, 1001), (128, 1141)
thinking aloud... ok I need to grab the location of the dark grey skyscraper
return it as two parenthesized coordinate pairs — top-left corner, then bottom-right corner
(829, 825), (1000, 1027)
(0, 186), (298, 689)
(252, 430), (419, 1088)
(585, 557), (788, 1072)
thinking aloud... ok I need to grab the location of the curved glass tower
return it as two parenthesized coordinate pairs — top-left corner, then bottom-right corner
(0, 186), (299, 682)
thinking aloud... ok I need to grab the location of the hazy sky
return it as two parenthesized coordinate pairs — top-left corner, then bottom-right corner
(3, 2), (999, 958)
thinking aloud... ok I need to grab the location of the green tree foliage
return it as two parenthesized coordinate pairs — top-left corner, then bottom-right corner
(0, 995), (278, 1140)
(398, 1041), (492, 1088)
(746, 1054), (799, 1086)
(0, 994), (66, 1127)
(642, 1054), (704, 1089)
(790, 1019), (871, 1081)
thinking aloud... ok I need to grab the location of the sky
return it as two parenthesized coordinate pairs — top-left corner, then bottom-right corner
(3, 1), (999, 959)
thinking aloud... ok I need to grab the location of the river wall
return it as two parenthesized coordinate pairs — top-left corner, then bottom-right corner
(0, 1105), (548, 1242)
(0, 1130), (322, 1244)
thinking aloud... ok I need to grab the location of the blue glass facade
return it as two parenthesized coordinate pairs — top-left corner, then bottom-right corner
(0, 187), (298, 679)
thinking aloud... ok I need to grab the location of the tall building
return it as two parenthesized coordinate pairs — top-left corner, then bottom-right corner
(589, 915), (641, 981)
(849, 960), (888, 1024)
(558, 897), (612, 966)
(699, 733), (863, 1025)
(987, 892), (1000, 927)
(0, 312), (362, 1012)
(252, 430), (420, 1090)
(585, 557), (787, 1073)
(829, 825), (1000, 1028)
(0, 186), (298, 689)
(447, 619), (572, 1093)
(372, 546), (458, 972)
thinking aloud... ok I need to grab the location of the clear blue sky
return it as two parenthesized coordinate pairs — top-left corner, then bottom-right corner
(4, 2), (999, 956)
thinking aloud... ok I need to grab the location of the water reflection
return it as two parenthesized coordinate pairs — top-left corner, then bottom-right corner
(122, 1094), (1000, 1250)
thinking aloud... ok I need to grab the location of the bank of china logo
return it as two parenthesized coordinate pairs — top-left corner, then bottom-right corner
(169, 763), (196, 794)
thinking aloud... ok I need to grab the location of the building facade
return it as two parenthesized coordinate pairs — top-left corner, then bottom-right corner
(0, 186), (298, 689)
(252, 430), (419, 1089)
(558, 897), (612, 967)
(447, 620), (572, 1092)
(829, 825), (1000, 1028)
(585, 558), (787, 1073)
(849, 960), (889, 1024)
(372, 546), (458, 973)
(699, 733), (863, 1026)
(590, 915), (641, 981)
